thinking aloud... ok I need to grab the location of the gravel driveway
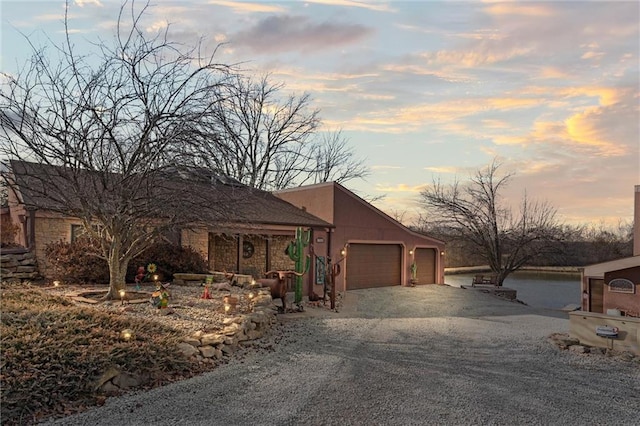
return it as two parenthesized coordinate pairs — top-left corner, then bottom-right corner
(45, 285), (639, 425)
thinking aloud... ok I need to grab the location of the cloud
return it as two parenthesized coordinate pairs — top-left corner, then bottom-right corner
(208, 0), (286, 14)
(74, 0), (102, 7)
(424, 166), (459, 174)
(229, 15), (374, 54)
(537, 67), (570, 80)
(305, 0), (394, 12)
(420, 47), (534, 68)
(374, 183), (427, 193)
(483, 3), (554, 17)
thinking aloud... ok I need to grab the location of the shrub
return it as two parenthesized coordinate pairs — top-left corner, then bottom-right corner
(128, 243), (207, 282)
(45, 240), (207, 284)
(44, 239), (109, 284)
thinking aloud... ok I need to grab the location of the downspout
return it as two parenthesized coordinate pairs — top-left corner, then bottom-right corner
(236, 234), (242, 274)
(27, 208), (36, 250)
(265, 237), (271, 275)
(308, 228), (314, 298)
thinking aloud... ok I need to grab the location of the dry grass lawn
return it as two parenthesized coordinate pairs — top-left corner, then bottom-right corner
(0, 282), (218, 425)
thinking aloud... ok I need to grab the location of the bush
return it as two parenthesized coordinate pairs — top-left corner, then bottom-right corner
(45, 240), (207, 284)
(44, 239), (109, 284)
(127, 243), (208, 282)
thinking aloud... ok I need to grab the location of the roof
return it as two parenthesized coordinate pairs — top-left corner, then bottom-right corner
(583, 255), (640, 277)
(7, 160), (332, 229)
(276, 181), (445, 245)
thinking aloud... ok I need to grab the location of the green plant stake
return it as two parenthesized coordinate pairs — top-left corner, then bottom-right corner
(287, 227), (311, 305)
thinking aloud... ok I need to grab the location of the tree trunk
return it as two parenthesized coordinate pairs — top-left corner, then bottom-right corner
(104, 254), (128, 300)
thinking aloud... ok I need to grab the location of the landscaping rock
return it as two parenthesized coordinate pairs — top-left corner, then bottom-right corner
(112, 372), (142, 389)
(182, 337), (201, 347)
(199, 345), (217, 358)
(201, 333), (225, 346)
(569, 345), (588, 354)
(177, 342), (199, 358)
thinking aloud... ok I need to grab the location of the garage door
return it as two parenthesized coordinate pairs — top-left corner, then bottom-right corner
(415, 248), (436, 284)
(346, 244), (402, 289)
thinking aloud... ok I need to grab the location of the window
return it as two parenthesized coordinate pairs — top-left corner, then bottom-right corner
(70, 224), (85, 242)
(608, 278), (635, 294)
(70, 224), (100, 242)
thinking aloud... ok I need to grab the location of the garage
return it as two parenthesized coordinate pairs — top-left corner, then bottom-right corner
(346, 243), (402, 289)
(414, 248), (436, 284)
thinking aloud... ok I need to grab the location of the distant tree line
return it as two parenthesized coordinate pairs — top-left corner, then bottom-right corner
(417, 219), (633, 268)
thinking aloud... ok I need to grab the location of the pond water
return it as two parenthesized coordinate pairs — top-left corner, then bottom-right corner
(444, 270), (581, 310)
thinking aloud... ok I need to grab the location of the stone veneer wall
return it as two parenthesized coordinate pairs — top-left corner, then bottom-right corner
(211, 234), (295, 278)
(212, 234), (236, 272)
(270, 236), (296, 271)
(240, 235), (267, 277)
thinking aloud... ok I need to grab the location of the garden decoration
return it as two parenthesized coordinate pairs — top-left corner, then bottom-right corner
(201, 285), (212, 299)
(151, 282), (170, 309)
(134, 266), (145, 290)
(326, 257), (342, 310)
(134, 263), (158, 290)
(286, 227), (311, 306)
(223, 295), (238, 314)
(201, 275), (214, 299)
(410, 262), (417, 286)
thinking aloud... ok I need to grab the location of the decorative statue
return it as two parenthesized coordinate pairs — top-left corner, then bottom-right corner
(134, 266), (145, 290)
(151, 283), (170, 308)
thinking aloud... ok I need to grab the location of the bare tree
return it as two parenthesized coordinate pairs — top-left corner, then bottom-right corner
(197, 73), (319, 190)
(419, 159), (564, 286)
(0, 1), (231, 299)
(306, 129), (369, 186)
(197, 74), (368, 190)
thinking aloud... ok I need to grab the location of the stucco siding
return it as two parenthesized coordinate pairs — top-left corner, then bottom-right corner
(276, 184), (335, 224)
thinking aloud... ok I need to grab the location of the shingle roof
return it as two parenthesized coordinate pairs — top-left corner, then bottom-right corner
(8, 160), (332, 229)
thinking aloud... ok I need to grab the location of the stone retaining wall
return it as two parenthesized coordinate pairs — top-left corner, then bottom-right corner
(98, 288), (278, 394)
(0, 250), (40, 281)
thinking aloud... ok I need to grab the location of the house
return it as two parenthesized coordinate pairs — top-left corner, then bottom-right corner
(2, 160), (333, 288)
(275, 182), (446, 291)
(570, 185), (640, 354)
(3, 161), (445, 299)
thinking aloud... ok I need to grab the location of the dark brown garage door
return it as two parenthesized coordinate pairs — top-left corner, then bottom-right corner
(415, 248), (436, 284)
(346, 244), (402, 289)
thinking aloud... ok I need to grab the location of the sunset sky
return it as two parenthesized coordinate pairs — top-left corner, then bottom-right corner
(1, 0), (638, 227)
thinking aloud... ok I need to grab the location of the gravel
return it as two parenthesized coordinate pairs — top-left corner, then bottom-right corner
(42, 285), (640, 426)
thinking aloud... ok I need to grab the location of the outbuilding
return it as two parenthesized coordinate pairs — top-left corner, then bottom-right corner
(571, 185), (639, 354)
